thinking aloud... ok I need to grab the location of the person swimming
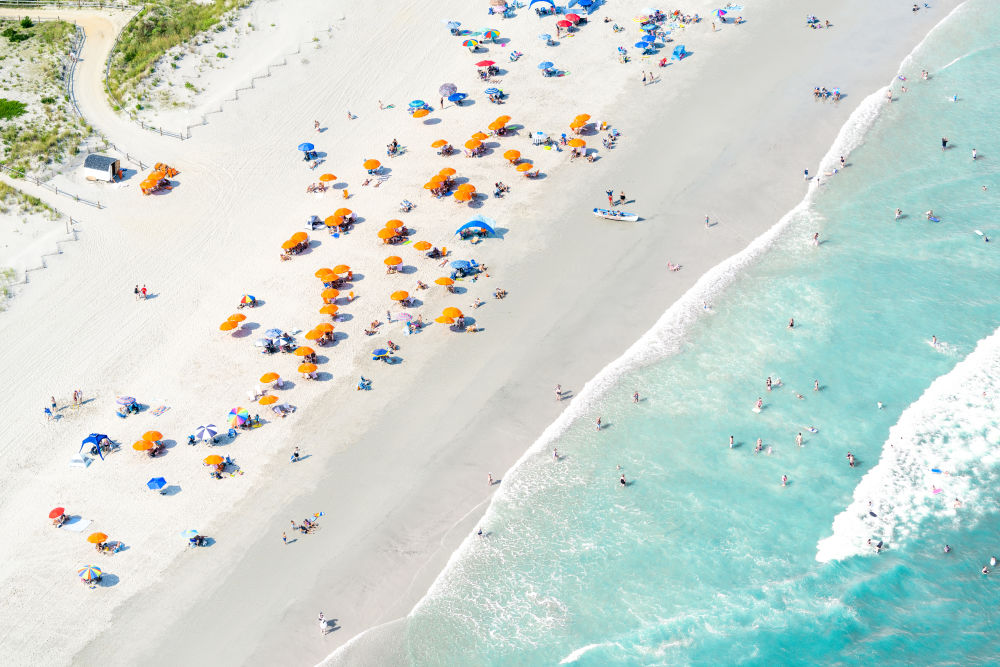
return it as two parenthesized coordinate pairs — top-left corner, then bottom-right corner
(944, 544), (951, 553)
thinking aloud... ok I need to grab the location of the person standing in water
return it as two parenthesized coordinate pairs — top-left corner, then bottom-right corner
(972, 148), (978, 160)
(596, 417), (602, 431)
(895, 208), (902, 220)
(811, 232), (820, 246)
(788, 318), (795, 329)
(619, 474), (627, 487)
(729, 435), (734, 449)
(814, 379), (820, 391)
(766, 376), (772, 392)
(796, 432), (803, 447)
(755, 397), (763, 410)
(781, 474), (788, 487)
(931, 335), (938, 347)
(941, 137), (948, 149)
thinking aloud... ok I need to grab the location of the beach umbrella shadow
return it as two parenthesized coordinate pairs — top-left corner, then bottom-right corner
(423, 118), (442, 125)
(97, 573), (120, 588)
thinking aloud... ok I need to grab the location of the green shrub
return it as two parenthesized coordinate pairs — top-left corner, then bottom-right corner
(0, 98), (26, 119)
(40, 96), (55, 104)
(19, 17), (33, 29)
(216, 51), (226, 58)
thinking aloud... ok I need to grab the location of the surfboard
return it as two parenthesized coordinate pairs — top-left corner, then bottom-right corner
(928, 216), (941, 222)
(807, 426), (818, 433)
(751, 407), (761, 413)
(931, 468), (943, 473)
(975, 230), (984, 237)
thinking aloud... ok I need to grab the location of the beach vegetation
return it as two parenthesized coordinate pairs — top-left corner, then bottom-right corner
(107, 0), (250, 104)
(0, 20), (85, 173)
(0, 98), (26, 118)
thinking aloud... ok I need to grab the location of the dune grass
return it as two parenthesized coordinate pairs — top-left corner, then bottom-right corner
(107, 0), (249, 107)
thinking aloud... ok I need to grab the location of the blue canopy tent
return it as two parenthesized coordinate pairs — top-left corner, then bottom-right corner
(672, 44), (688, 60)
(81, 433), (109, 460)
(456, 216), (497, 237)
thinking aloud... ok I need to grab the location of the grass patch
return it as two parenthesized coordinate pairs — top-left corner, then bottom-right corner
(107, 0), (250, 104)
(0, 98), (26, 118)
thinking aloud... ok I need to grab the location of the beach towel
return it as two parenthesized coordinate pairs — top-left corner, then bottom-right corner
(151, 405), (168, 417)
(61, 517), (92, 533)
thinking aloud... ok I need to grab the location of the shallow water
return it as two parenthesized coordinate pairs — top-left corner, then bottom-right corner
(329, 3), (1000, 664)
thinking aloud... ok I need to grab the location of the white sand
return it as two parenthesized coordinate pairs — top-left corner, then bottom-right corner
(0, 0), (960, 664)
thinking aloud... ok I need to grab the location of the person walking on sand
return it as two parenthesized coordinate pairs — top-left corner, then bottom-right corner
(134, 284), (140, 301)
(487, 472), (494, 486)
(314, 120), (320, 132)
(704, 214), (710, 229)
(290, 447), (300, 463)
(318, 612), (328, 635)
(555, 384), (562, 401)
(619, 191), (627, 206)
(141, 285), (147, 299)
(642, 72), (647, 85)
(282, 532), (288, 545)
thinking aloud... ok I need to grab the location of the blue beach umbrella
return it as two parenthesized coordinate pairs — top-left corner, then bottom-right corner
(484, 87), (501, 95)
(195, 424), (217, 441)
(297, 142), (314, 152)
(181, 529), (199, 539)
(635, 42), (649, 48)
(577, 0), (593, 5)
(642, 34), (656, 43)
(529, 0), (554, 6)
(147, 477), (167, 491)
(448, 92), (467, 102)
(450, 260), (472, 269)
(409, 99), (426, 108)
(538, 61), (554, 70)
(372, 348), (389, 359)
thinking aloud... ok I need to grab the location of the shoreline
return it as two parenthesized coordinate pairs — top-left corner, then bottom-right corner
(0, 0), (962, 664)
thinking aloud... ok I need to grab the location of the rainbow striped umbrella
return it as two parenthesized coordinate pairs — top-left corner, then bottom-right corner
(77, 565), (102, 582)
(483, 29), (499, 39)
(462, 39), (479, 48)
(228, 407), (250, 426)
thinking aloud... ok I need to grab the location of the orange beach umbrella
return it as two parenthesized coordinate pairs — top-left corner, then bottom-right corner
(434, 277), (454, 286)
(294, 346), (314, 357)
(321, 288), (340, 300)
(87, 532), (108, 544)
(471, 131), (488, 141)
(384, 256), (403, 266)
(259, 395), (278, 405)
(334, 208), (352, 217)
(503, 149), (520, 161)
(413, 108), (430, 118)
(384, 219), (404, 229)
(391, 291), (409, 301)
(377, 228), (397, 240)
(143, 431), (162, 442)
(298, 363), (318, 374)
(363, 159), (381, 170)
(414, 241), (432, 251)
(220, 321), (238, 331)
(431, 139), (448, 148)
(305, 329), (324, 340)
(259, 373), (279, 383)
(227, 313), (246, 323)
(204, 455), (223, 465)
(281, 239), (298, 250)
(315, 323), (334, 333)
(465, 139), (482, 150)
(333, 264), (351, 274)
(516, 162), (533, 172)
(439, 167), (457, 176)
(569, 138), (586, 148)
(435, 315), (455, 324)
(133, 440), (153, 451)
(320, 304), (339, 315)
(442, 307), (464, 318)
(290, 231), (308, 243)
(495, 115), (511, 124)
(319, 173), (336, 182)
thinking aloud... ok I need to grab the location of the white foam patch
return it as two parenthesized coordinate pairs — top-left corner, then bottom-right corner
(816, 325), (1000, 563)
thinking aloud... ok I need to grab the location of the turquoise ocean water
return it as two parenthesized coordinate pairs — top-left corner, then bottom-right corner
(330, 4), (1000, 664)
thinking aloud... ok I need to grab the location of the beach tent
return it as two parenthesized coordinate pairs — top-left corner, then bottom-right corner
(529, 0), (555, 6)
(672, 45), (688, 60)
(81, 433), (109, 460)
(455, 215), (497, 237)
(82, 154), (120, 182)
